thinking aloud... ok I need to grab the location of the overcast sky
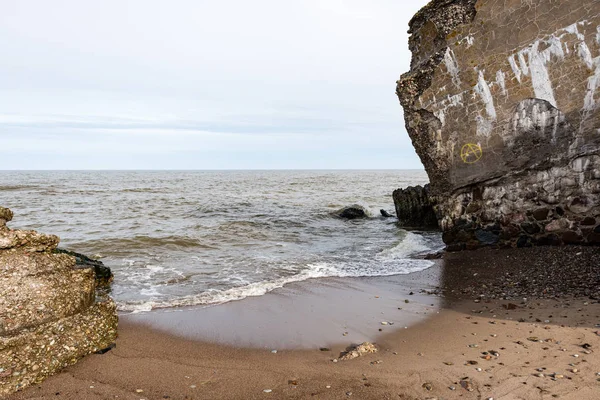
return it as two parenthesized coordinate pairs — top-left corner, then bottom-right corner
(0, 0), (428, 170)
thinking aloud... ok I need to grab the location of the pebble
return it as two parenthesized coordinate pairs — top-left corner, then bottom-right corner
(326, 385), (331, 389)
(381, 321), (388, 326)
(136, 389), (143, 393)
(271, 350), (277, 354)
(263, 389), (272, 393)
(476, 368), (482, 372)
(332, 359), (338, 363)
(449, 386), (456, 390)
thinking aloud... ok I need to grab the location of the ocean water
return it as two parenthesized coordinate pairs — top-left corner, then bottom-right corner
(0, 170), (442, 312)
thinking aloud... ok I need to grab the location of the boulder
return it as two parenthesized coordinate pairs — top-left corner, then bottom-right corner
(0, 207), (117, 396)
(396, 0), (600, 249)
(336, 205), (368, 220)
(392, 184), (438, 228)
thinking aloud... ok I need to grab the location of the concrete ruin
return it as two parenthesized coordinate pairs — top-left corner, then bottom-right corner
(396, 0), (600, 250)
(0, 207), (117, 396)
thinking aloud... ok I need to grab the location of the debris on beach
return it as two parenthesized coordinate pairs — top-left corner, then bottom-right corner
(339, 342), (377, 361)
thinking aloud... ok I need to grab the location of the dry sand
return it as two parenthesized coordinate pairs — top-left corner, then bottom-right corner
(7, 247), (600, 400)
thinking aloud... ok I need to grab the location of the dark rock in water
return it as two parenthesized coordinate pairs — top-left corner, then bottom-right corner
(380, 209), (394, 218)
(54, 248), (113, 288)
(396, 0), (600, 250)
(423, 251), (444, 260)
(392, 184), (438, 228)
(337, 206), (368, 220)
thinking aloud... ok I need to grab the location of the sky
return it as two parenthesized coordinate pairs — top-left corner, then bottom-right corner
(0, 0), (429, 170)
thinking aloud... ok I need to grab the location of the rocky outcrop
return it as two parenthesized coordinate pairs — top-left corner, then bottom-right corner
(0, 207), (117, 396)
(336, 205), (369, 220)
(397, 0), (600, 250)
(392, 184), (438, 228)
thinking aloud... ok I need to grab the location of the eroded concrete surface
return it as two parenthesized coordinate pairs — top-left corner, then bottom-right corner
(397, 0), (600, 249)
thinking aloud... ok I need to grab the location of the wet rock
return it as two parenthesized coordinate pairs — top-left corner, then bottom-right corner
(561, 231), (583, 245)
(580, 217), (596, 226)
(0, 207), (118, 396)
(336, 206), (368, 220)
(533, 208), (550, 221)
(475, 229), (499, 245)
(54, 248), (113, 288)
(392, 185), (438, 228)
(380, 209), (394, 218)
(339, 342), (378, 361)
(520, 222), (540, 235)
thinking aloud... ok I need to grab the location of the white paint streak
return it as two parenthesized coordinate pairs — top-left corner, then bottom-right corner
(518, 52), (530, 76)
(443, 48), (461, 87)
(475, 70), (496, 120)
(564, 22), (585, 41)
(578, 42), (594, 69)
(583, 57), (600, 111)
(508, 55), (522, 82)
(526, 40), (558, 107)
(496, 70), (507, 95)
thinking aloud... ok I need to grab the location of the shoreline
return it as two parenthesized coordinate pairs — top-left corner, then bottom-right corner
(7, 246), (600, 399)
(121, 262), (444, 349)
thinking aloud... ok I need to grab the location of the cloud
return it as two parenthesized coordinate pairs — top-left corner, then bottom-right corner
(0, 0), (429, 169)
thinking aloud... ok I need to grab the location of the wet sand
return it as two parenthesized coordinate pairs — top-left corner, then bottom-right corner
(8, 246), (600, 400)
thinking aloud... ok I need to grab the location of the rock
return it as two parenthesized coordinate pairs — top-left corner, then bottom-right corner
(336, 205), (368, 220)
(54, 248), (113, 288)
(392, 185), (438, 228)
(396, 0), (600, 250)
(533, 208), (550, 221)
(459, 380), (473, 392)
(0, 207), (117, 397)
(0, 207), (13, 227)
(580, 217), (596, 226)
(339, 342), (378, 361)
(380, 209), (394, 218)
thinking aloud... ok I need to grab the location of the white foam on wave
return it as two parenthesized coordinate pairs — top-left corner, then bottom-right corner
(118, 232), (439, 313)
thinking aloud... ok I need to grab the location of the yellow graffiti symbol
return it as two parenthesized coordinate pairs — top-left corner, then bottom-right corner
(460, 143), (483, 164)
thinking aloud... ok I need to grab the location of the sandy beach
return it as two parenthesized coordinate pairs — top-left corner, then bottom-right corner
(6, 246), (600, 400)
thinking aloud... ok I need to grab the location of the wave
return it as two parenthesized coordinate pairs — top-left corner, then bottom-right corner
(117, 232), (436, 313)
(0, 185), (42, 191)
(73, 235), (218, 253)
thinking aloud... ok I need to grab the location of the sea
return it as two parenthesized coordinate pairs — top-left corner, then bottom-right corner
(0, 170), (443, 313)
